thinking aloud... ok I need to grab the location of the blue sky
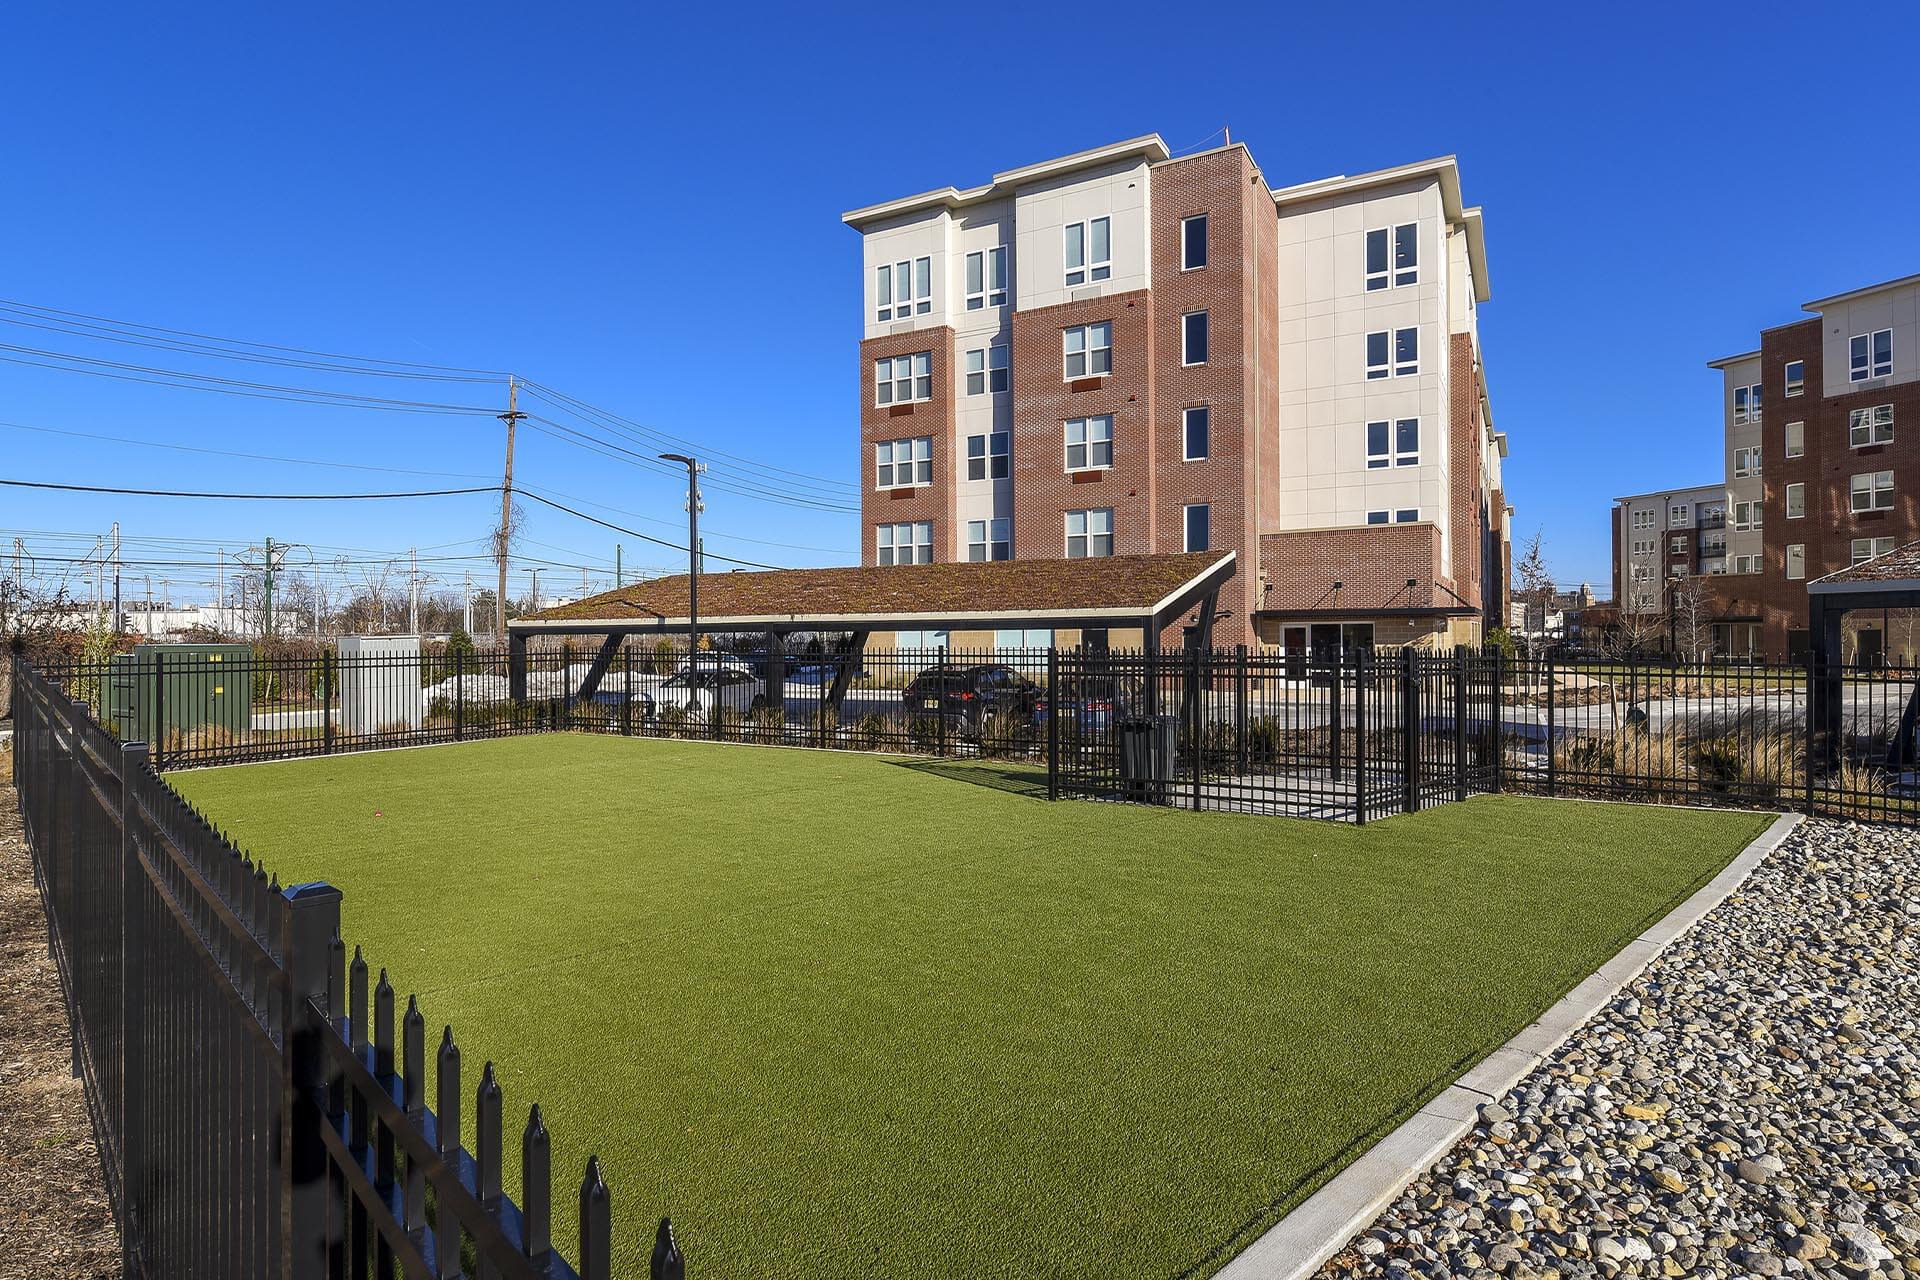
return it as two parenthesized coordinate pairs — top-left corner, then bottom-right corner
(3, 2), (1914, 605)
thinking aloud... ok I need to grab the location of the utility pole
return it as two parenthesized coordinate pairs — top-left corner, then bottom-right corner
(615, 544), (623, 588)
(581, 565), (588, 600)
(111, 521), (123, 636)
(530, 568), (541, 614)
(463, 571), (472, 635)
(495, 375), (525, 639)
(408, 547), (419, 635)
(217, 548), (226, 637)
(264, 535), (276, 640)
(659, 453), (704, 654)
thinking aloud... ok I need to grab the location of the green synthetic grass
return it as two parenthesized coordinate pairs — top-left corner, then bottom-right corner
(172, 735), (1771, 1278)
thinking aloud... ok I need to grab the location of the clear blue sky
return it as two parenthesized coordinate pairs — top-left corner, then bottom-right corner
(3, 2), (1914, 605)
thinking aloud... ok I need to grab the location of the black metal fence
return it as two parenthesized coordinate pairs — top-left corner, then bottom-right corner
(27, 642), (1920, 826)
(10, 659), (685, 1279)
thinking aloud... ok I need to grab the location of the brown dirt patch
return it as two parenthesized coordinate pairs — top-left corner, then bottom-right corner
(0, 743), (120, 1278)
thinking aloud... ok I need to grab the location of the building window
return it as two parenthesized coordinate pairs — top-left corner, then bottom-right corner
(1064, 217), (1111, 287)
(1631, 538), (1653, 556)
(964, 246), (1007, 310)
(1670, 563), (1688, 579)
(1786, 482), (1805, 519)
(1733, 500), (1762, 531)
(1849, 404), (1894, 447)
(964, 344), (1010, 395)
(1181, 310), (1209, 365)
(966, 431), (1009, 481)
(1183, 406), (1210, 460)
(1670, 535), (1688, 554)
(1784, 360), (1805, 396)
(1366, 421), (1389, 469)
(1851, 470), (1895, 513)
(1785, 420), (1805, 458)
(874, 437), (932, 489)
(1065, 508), (1113, 558)
(1366, 328), (1419, 379)
(1183, 503), (1210, 552)
(1063, 322), (1112, 379)
(1365, 223), (1417, 290)
(1853, 536), (1897, 565)
(1670, 503), (1691, 525)
(966, 517), (1010, 562)
(1368, 419), (1419, 467)
(1733, 383), (1762, 424)
(1181, 214), (1208, 270)
(1732, 553), (1762, 575)
(876, 521), (932, 565)
(1631, 509), (1655, 530)
(1366, 511), (1389, 525)
(1064, 415), (1114, 471)
(876, 257), (931, 322)
(1733, 446), (1761, 477)
(1786, 543), (1805, 580)
(1851, 329), (1893, 381)
(1631, 564), (1652, 581)
(874, 352), (933, 405)
(1395, 508), (1419, 523)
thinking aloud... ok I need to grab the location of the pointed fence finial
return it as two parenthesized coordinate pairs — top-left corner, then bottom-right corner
(651, 1216), (685, 1280)
(476, 1062), (503, 1205)
(579, 1157), (611, 1280)
(522, 1104), (551, 1261)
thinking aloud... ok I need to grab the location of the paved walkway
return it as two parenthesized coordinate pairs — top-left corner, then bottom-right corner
(1318, 817), (1919, 1278)
(0, 744), (120, 1279)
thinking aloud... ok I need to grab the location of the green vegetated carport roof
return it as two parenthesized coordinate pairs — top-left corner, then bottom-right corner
(509, 549), (1236, 634)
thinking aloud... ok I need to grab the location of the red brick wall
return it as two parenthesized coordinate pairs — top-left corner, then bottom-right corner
(1446, 333), (1480, 611)
(1259, 524), (1445, 612)
(1009, 291), (1157, 560)
(860, 327), (955, 565)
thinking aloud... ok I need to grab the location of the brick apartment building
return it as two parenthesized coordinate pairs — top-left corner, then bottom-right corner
(1702, 273), (1920, 660)
(842, 134), (1511, 652)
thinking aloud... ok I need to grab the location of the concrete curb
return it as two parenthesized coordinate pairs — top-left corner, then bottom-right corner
(1214, 809), (1804, 1280)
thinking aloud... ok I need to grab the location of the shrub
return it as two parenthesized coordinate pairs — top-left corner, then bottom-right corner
(978, 710), (1031, 760)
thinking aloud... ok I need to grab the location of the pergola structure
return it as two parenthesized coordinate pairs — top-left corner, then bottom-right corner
(1808, 541), (1920, 765)
(507, 550), (1238, 710)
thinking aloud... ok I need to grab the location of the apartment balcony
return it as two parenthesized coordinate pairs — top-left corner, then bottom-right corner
(1696, 512), (1726, 531)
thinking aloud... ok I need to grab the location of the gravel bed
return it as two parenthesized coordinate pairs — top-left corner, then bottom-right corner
(0, 745), (121, 1277)
(1319, 817), (1919, 1278)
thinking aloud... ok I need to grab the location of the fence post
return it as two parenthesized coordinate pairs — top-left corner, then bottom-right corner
(1235, 643), (1249, 777)
(1453, 649), (1469, 802)
(454, 647), (466, 742)
(1046, 647), (1059, 802)
(1328, 650), (1343, 783)
(1189, 645), (1203, 813)
(118, 739), (149, 1275)
(1491, 648), (1505, 794)
(150, 658), (166, 770)
(1804, 650), (1818, 815)
(1351, 653), (1367, 824)
(1401, 647), (1418, 815)
(622, 647), (634, 737)
(936, 644), (948, 758)
(1544, 656), (1556, 796)
(283, 880), (344, 1280)
(320, 650), (335, 756)
(561, 642), (574, 731)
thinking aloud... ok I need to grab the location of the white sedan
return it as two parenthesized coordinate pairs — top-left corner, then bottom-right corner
(656, 665), (769, 716)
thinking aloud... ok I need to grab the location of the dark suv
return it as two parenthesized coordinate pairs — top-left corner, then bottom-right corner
(901, 664), (1041, 731)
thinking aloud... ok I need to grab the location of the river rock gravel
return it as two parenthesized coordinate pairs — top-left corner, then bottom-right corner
(1317, 817), (1919, 1279)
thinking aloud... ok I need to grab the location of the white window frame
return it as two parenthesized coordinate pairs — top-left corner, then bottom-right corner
(1064, 508), (1113, 559)
(1631, 509), (1655, 530)
(874, 352), (933, 406)
(1733, 500), (1762, 531)
(1851, 470), (1894, 513)
(1365, 222), (1417, 290)
(1064, 415), (1114, 472)
(1181, 310), (1209, 366)
(964, 344), (1010, 396)
(1062, 322), (1112, 380)
(1851, 329), (1893, 382)
(1733, 446), (1761, 477)
(1394, 508), (1420, 524)
(874, 436), (932, 490)
(1366, 420), (1390, 469)
(1786, 543), (1805, 580)
(875, 257), (932, 322)
(965, 431), (1009, 482)
(1785, 481), (1805, 519)
(875, 520), (933, 566)
(1370, 326), (1420, 377)
(1849, 404), (1894, 447)
(1063, 217), (1111, 287)
(1851, 538), (1895, 566)
(1785, 420), (1805, 458)
(1394, 417), (1419, 466)
(966, 517), (1010, 562)
(1182, 406), (1210, 461)
(1670, 534), (1689, 554)
(1183, 502), (1210, 552)
(1669, 503), (1691, 525)
(1180, 214), (1207, 271)
(1733, 383), (1762, 424)
(1367, 510), (1390, 526)
(964, 246), (1008, 311)
(1784, 360), (1805, 397)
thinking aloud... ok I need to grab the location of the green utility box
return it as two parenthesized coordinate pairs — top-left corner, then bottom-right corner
(100, 644), (254, 746)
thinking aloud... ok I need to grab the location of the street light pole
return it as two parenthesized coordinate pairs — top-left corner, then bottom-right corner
(659, 453), (704, 657)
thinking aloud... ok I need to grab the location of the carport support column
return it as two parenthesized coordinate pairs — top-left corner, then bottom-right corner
(508, 630), (528, 703)
(764, 629), (785, 714)
(823, 630), (869, 721)
(1809, 594), (1844, 774)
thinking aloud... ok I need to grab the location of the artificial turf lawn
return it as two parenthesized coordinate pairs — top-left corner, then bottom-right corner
(171, 735), (1772, 1278)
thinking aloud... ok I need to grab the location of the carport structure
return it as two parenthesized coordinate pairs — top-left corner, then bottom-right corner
(506, 550), (1237, 711)
(1808, 541), (1920, 766)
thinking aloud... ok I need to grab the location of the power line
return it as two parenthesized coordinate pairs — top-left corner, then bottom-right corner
(0, 478), (496, 501)
(522, 415), (858, 513)
(514, 491), (791, 571)
(0, 419), (497, 481)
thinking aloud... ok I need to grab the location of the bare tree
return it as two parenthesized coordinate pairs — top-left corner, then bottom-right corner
(1513, 528), (1555, 648)
(1669, 573), (1716, 662)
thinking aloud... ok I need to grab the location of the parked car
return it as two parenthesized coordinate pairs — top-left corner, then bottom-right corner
(901, 664), (1041, 731)
(1035, 676), (1132, 732)
(657, 665), (768, 716)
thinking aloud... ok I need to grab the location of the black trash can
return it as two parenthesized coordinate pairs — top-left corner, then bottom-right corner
(1119, 713), (1179, 803)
